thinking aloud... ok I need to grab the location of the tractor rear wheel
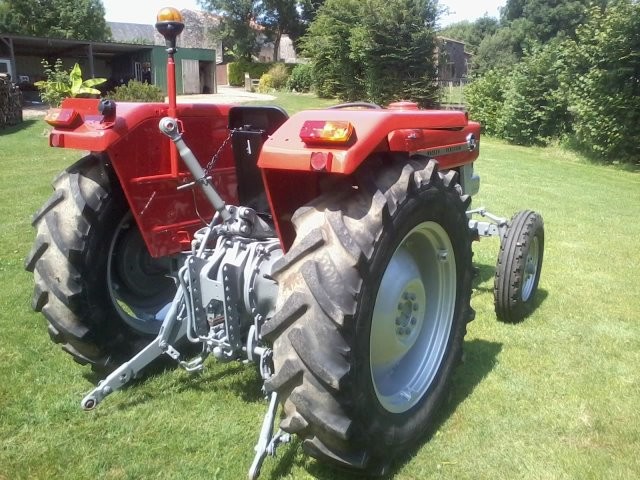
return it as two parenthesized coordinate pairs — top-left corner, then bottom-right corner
(261, 156), (474, 473)
(25, 155), (177, 372)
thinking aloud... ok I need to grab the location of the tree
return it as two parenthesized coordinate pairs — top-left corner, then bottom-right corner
(563, 0), (640, 163)
(302, 0), (440, 106)
(473, 21), (527, 75)
(501, 0), (605, 44)
(0, 0), (110, 41)
(198, 0), (262, 60)
(262, 0), (301, 61)
(439, 16), (499, 54)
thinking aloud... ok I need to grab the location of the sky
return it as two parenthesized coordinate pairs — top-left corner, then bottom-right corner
(102, 0), (505, 28)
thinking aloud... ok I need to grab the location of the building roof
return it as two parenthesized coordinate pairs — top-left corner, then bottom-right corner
(108, 22), (157, 45)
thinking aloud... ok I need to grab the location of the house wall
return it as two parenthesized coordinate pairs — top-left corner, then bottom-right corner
(438, 38), (469, 82)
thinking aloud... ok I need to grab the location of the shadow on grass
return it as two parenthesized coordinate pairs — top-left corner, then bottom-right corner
(270, 339), (503, 480)
(1, 119), (40, 134)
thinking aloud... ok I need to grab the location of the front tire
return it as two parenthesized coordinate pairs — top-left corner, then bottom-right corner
(261, 157), (474, 473)
(494, 210), (545, 322)
(25, 156), (177, 372)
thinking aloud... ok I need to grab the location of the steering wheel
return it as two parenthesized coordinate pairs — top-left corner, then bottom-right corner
(327, 102), (382, 110)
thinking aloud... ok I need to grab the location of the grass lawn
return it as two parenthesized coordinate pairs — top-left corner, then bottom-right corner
(0, 95), (639, 480)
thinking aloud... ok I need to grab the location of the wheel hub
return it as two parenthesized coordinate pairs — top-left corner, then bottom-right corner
(370, 221), (456, 414)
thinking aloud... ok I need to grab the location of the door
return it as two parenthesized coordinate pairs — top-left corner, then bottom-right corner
(181, 59), (200, 94)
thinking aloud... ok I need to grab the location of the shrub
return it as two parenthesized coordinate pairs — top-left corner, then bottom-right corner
(266, 63), (289, 90)
(497, 42), (570, 145)
(286, 63), (313, 92)
(562, 1), (640, 163)
(465, 69), (506, 137)
(228, 61), (273, 86)
(107, 80), (164, 102)
(257, 73), (274, 93)
(34, 60), (106, 107)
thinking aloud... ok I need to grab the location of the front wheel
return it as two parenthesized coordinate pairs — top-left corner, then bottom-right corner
(494, 210), (545, 322)
(25, 155), (177, 372)
(261, 157), (474, 473)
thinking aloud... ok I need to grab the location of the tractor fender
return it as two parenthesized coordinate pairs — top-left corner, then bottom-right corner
(47, 98), (237, 258)
(258, 107), (481, 250)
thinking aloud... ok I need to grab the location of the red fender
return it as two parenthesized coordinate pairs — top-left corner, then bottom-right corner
(47, 98), (236, 258)
(258, 106), (481, 248)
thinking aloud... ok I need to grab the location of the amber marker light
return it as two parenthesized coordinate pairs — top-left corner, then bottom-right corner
(299, 120), (354, 145)
(44, 108), (80, 128)
(156, 7), (183, 23)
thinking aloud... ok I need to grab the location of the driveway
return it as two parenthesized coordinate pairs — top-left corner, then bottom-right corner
(23, 86), (275, 118)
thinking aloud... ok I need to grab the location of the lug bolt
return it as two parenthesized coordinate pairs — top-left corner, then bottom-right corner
(395, 317), (402, 326)
(413, 303), (419, 311)
(410, 317), (417, 326)
(396, 328), (403, 335)
(403, 292), (409, 300)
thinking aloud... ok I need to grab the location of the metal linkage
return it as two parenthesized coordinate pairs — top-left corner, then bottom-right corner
(467, 207), (508, 239)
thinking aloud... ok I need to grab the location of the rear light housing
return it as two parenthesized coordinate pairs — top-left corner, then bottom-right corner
(299, 120), (354, 145)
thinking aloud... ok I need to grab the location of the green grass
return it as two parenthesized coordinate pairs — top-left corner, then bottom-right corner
(1, 97), (639, 480)
(246, 90), (337, 113)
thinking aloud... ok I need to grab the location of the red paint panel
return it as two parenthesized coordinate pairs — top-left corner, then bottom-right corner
(259, 109), (471, 174)
(49, 98), (236, 257)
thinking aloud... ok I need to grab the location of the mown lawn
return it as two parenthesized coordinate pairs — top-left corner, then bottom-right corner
(0, 97), (638, 480)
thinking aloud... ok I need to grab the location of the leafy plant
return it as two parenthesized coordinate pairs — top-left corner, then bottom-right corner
(257, 73), (275, 93)
(108, 80), (164, 102)
(286, 63), (313, 92)
(34, 59), (106, 107)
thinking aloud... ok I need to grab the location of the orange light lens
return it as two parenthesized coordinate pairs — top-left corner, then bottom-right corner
(300, 121), (354, 145)
(156, 7), (183, 23)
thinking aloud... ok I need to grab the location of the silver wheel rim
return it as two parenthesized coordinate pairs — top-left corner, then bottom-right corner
(107, 214), (176, 335)
(521, 235), (540, 301)
(370, 221), (456, 414)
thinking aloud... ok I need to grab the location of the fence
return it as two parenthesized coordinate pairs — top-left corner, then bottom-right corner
(438, 79), (469, 109)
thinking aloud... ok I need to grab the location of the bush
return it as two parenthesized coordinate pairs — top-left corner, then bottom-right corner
(34, 60), (106, 107)
(228, 61), (273, 86)
(257, 74), (274, 93)
(465, 69), (506, 137)
(108, 80), (164, 102)
(497, 42), (570, 145)
(286, 63), (313, 92)
(266, 63), (290, 90)
(562, 1), (640, 163)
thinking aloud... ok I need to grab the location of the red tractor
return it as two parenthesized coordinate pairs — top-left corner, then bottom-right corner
(25, 8), (544, 479)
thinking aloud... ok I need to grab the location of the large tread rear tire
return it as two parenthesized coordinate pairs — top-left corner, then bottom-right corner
(262, 156), (474, 473)
(25, 155), (174, 372)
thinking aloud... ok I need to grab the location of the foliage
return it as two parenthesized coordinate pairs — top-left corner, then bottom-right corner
(501, 0), (604, 44)
(465, 69), (506, 137)
(497, 42), (571, 145)
(261, 0), (303, 60)
(257, 74), (274, 93)
(107, 80), (164, 103)
(0, 0), (110, 41)
(228, 61), (278, 86)
(34, 60), (106, 107)
(286, 62), (313, 92)
(198, 0), (261, 60)
(561, 0), (640, 163)
(302, 0), (440, 106)
(264, 63), (290, 90)
(473, 22), (528, 76)
(438, 16), (499, 54)
(198, 0), (312, 61)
